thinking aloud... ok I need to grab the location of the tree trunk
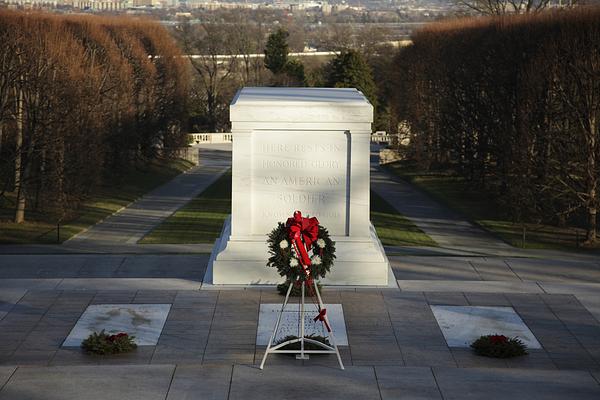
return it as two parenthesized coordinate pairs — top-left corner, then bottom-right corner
(587, 204), (597, 244)
(14, 87), (25, 224)
(584, 116), (597, 244)
(207, 91), (216, 132)
(244, 56), (251, 85)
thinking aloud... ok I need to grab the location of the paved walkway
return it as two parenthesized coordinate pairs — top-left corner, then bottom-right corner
(0, 243), (215, 255)
(369, 146), (600, 265)
(371, 171), (513, 254)
(0, 363), (597, 400)
(370, 147), (514, 255)
(0, 364), (598, 400)
(66, 145), (231, 246)
(390, 254), (600, 321)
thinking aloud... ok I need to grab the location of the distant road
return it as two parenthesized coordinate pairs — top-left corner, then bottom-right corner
(161, 20), (429, 28)
(185, 41), (412, 60)
(65, 145), (231, 247)
(186, 51), (339, 60)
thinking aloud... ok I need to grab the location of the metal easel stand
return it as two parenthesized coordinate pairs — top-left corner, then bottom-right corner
(259, 279), (344, 370)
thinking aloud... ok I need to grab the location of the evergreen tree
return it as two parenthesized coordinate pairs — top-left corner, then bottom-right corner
(325, 50), (378, 107)
(283, 59), (306, 86)
(264, 28), (289, 75)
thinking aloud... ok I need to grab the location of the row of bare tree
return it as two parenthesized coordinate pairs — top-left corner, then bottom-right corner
(0, 11), (188, 223)
(391, 7), (600, 243)
(175, 20), (268, 132)
(172, 18), (392, 133)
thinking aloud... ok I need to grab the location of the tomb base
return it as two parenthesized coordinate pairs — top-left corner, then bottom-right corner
(204, 216), (390, 286)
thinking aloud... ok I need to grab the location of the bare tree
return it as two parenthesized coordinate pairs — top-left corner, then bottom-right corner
(459, 0), (575, 14)
(231, 19), (263, 86)
(178, 21), (239, 132)
(391, 8), (599, 245)
(543, 18), (600, 243)
(0, 11), (188, 224)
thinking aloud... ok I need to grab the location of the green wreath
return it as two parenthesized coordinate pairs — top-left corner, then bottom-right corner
(266, 222), (336, 283)
(471, 334), (528, 358)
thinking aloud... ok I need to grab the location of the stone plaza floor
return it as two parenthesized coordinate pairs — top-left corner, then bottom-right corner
(0, 248), (599, 398)
(1, 286), (599, 370)
(0, 263), (599, 399)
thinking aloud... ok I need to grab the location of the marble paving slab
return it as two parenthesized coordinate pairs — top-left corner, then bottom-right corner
(0, 288), (27, 321)
(0, 288), (27, 304)
(430, 305), (541, 349)
(257, 303), (348, 346)
(57, 278), (201, 291)
(63, 304), (171, 347)
(397, 280), (543, 293)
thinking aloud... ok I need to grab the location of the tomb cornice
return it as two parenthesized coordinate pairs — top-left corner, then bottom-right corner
(231, 122), (372, 133)
(230, 87), (373, 125)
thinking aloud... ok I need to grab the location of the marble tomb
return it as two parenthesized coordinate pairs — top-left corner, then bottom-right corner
(205, 87), (390, 285)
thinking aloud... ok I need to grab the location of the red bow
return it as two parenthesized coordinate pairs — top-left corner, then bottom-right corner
(313, 308), (331, 332)
(489, 335), (508, 345)
(286, 211), (319, 270)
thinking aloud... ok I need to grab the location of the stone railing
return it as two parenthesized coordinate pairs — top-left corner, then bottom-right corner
(188, 133), (233, 144)
(371, 131), (391, 144)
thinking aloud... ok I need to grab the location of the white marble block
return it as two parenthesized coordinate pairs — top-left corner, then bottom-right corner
(431, 305), (542, 349)
(257, 304), (348, 346)
(205, 87), (390, 285)
(63, 304), (171, 347)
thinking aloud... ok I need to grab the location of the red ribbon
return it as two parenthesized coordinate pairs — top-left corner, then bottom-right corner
(490, 335), (508, 344)
(313, 308), (331, 332)
(286, 210), (319, 271)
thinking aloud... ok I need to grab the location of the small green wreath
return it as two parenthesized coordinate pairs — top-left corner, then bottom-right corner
(81, 330), (137, 355)
(266, 221), (336, 284)
(471, 334), (528, 358)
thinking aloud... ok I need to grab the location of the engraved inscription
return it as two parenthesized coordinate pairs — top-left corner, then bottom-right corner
(252, 131), (348, 235)
(261, 143), (343, 153)
(275, 313), (327, 341)
(261, 210), (341, 219)
(261, 159), (342, 169)
(279, 193), (326, 204)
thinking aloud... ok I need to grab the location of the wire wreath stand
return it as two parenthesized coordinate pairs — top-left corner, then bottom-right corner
(259, 277), (345, 370)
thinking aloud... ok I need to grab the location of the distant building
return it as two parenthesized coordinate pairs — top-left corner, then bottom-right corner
(3, 0), (135, 8)
(71, 0), (128, 10)
(185, 0), (257, 9)
(4, 0), (60, 7)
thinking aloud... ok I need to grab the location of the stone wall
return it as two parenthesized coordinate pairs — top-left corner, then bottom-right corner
(170, 147), (199, 165)
(379, 148), (403, 165)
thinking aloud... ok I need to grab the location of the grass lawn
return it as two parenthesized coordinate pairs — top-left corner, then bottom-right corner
(385, 161), (597, 252)
(142, 168), (436, 247)
(141, 169), (232, 244)
(370, 190), (437, 247)
(0, 158), (194, 244)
